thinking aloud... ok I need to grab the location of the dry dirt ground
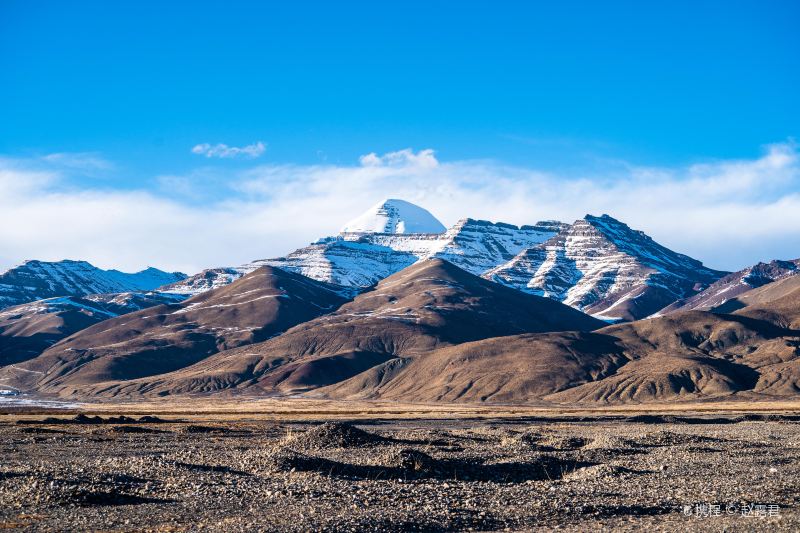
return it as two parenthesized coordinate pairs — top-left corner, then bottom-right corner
(1, 400), (799, 532)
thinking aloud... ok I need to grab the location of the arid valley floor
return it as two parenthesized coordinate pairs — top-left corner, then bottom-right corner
(1, 399), (798, 532)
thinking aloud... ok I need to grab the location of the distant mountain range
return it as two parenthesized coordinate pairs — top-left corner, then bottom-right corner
(0, 259), (186, 308)
(160, 199), (726, 321)
(1, 198), (798, 405)
(0, 199), (728, 321)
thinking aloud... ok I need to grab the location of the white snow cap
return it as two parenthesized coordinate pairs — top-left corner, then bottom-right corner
(340, 199), (446, 234)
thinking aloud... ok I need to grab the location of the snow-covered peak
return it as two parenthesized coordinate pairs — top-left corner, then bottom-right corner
(340, 199), (446, 234)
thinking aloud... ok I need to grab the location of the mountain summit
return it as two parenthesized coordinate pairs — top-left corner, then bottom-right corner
(340, 199), (446, 234)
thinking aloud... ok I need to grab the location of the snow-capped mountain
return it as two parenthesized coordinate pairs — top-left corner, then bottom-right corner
(656, 259), (800, 315)
(165, 201), (563, 292)
(485, 215), (727, 321)
(258, 217), (563, 287)
(340, 198), (446, 234)
(260, 240), (418, 287)
(0, 260), (187, 309)
(427, 219), (567, 275)
(155, 201), (724, 322)
(81, 291), (189, 312)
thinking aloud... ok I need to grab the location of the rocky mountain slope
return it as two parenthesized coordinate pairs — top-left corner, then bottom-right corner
(485, 215), (726, 321)
(0, 292), (187, 366)
(545, 305), (800, 403)
(725, 273), (800, 327)
(0, 260), (186, 309)
(77, 259), (604, 397)
(320, 330), (627, 403)
(2, 267), (351, 395)
(657, 259), (800, 315)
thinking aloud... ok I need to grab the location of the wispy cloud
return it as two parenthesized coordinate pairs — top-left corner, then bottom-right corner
(41, 152), (113, 171)
(1, 143), (798, 274)
(191, 141), (266, 159)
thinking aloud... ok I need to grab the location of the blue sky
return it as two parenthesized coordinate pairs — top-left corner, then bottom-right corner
(1, 1), (799, 273)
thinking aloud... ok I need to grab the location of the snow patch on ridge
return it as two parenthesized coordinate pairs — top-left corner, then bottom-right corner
(486, 215), (726, 321)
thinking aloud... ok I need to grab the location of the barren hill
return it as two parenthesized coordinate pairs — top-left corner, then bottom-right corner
(0, 292), (186, 366)
(2, 267), (350, 394)
(5, 253), (800, 406)
(81, 259), (604, 397)
(323, 297), (800, 405)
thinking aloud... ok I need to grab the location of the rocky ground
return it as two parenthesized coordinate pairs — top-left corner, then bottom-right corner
(0, 413), (798, 532)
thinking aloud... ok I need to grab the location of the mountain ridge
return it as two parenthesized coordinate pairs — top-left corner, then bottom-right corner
(657, 259), (800, 315)
(7, 199), (798, 407)
(485, 214), (726, 321)
(2, 254), (799, 406)
(158, 206), (725, 324)
(0, 259), (186, 310)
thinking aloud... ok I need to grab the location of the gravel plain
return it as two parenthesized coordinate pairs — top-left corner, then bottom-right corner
(1, 413), (798, 532)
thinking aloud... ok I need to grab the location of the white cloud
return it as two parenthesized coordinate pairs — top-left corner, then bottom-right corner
(359, 148), (439, 169)
(1, 143), (799, 275)
(191, 141), (266, 159)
